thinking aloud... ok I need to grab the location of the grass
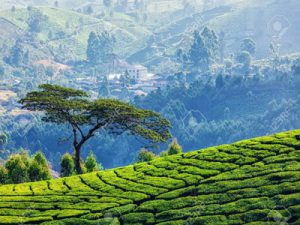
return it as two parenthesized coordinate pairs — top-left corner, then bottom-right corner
(0, 129), (299, 224)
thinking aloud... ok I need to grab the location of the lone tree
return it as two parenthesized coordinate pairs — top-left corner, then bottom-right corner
(20, 84), (171, 173)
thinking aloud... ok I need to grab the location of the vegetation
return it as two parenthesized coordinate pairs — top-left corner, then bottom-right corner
(85, 151), (102, 172)
(86, 31), (116, 64)
(19, 84), (171, 174)
(137, 149), (156, 162)
(27, 8), (49, 33)
(0, 0), (299, 178)
(0, 150), (51, 184)
(177, 27), (219, 72)
(0, 130), (299, 224)
(167, 139), (182, 155)
(60, 153), (75, 177)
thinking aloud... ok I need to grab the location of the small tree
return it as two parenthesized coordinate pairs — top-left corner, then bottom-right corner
(60, 153), (75, 177)
(0, 166), (7, 184)
(7, 41), (25, 67)
(86, 31), (98, 64)
(27, 9), (48, 33)
(28, 151), (51, 181)
(33, 151), (48, 166)
(98, 76), (110, 97)
(137, 149), (156, 162)
(85, 151), (100, 172)
(86, 31), (116, 64)
(20, 84), (171, 174)
(28, 160), (51, 182)
(167, 139), (182, 155)
(5, 154), (28, 184)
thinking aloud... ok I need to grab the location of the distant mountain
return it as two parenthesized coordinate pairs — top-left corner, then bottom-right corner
(128, 0), (300, 65)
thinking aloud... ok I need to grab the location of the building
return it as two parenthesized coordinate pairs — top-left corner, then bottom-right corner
(104, 63), (168, 98)
(125, 64), (148, 80)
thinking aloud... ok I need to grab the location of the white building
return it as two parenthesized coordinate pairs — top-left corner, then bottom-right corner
(125, 65), (148, 80)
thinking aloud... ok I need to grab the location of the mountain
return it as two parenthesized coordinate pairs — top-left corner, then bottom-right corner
(128, 0), (300, 65)
(2, 0), (299, 67)
(0, 129), (299, 224)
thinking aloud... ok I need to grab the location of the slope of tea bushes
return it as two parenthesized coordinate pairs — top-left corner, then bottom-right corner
(0, 130), (299, 225)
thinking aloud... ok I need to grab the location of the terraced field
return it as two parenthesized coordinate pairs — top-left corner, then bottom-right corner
(0, 130), (299, 224)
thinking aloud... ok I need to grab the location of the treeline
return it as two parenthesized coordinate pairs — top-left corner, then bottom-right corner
(0, 141), (183, 184)
(0, 151), (51, 184)
(0, 150), (102, 184)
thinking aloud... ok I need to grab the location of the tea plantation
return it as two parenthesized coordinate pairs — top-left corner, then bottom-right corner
(0, 130), (299, 224)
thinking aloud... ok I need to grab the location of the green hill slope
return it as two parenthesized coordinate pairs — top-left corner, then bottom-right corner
(0, 130), (299, 224)
(0, 7), (151, 61)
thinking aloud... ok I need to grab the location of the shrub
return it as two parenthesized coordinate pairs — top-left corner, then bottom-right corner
(137, 149), (156, 162)
(80, 158), (87, 174)
(167, 139), (182, 155)
(160, 151), (169, 157)
(61, 153), (75, 177)
(85, 151), (102, 172)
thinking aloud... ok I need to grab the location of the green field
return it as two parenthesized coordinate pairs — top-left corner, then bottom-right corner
(0, 130), (299, 224)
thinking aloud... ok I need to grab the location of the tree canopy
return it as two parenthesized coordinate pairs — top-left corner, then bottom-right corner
(19, 84), (171, 173)
(86, 31), (116, 64)
(180, 27), (219, 72)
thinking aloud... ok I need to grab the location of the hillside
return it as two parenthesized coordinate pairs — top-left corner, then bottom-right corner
(129, 0), (300, 65)
(0, 6), (151, 62)
(0, 130), (299, 224)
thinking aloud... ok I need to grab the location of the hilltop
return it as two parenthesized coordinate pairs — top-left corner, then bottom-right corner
(0, 130), (299, 224)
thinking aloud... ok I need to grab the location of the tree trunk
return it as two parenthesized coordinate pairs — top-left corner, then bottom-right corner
(74, 146), (82, 174)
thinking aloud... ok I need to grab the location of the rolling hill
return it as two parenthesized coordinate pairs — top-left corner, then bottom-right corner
(0, 130), (299, 224)
(0, 6), (151, 62)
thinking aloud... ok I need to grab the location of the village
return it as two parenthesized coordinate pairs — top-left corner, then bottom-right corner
(73, 61), (168, 100)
